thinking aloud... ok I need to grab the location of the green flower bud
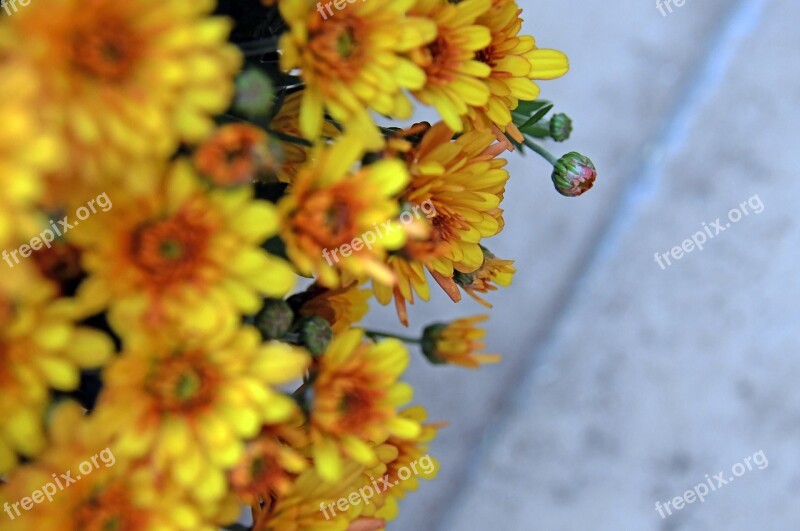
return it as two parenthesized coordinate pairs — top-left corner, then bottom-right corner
(234, 68), (274, 118)
(298, 316), (333, 357)
(552, 152), (597, 197)
(549, 113), (572, 142)
(255, 299), (294, 340)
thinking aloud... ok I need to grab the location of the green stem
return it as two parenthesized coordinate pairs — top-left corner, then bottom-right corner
(365, 330), (422, 344)
(523, 139), (559, 166)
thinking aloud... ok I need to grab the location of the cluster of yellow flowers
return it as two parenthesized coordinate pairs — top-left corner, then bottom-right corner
(0, 0), (592, 529)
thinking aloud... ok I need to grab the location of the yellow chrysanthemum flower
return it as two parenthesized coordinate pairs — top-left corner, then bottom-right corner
(70, 159), (296, 339)
(422, 315), (501, 368)
(0, 49), (62, 248)
(454, 247), (516, 308)
(279, 0), (435, 148)
(298, 283), (372, 334)
(409, 0), (492, 132)
(310, 330), (421, 482)
(253, 462), (366, 531)
(92, 327), (309, 504)
(468, 0), (569, 140)
(278, 138), (410, 288)
(230, 409), (310, 505)
(0, 402), (237, 531)
(405, 123), (509, 277)
(0, 265), (114, 474)
(3, 0), (240, 201)
(360, 406), (441, 523)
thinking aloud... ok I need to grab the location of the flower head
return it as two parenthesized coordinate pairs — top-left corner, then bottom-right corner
(71, 159), (295, 338)
(93, 327), (308, 503)
(0, 265), (113, 474)
(467, 0), (569, 141)
(3, 0), (240, 201)
(297, 283), (372, 334)
(421, 315), (501, 368)
(194, 124), (277, 186)
(278, 138), (410, 288)
(454, 247), (516, 308)
(279, 0), (435, 148)
(310, 330), (420, 482)
(552, 152), (597, 197)
(409, 0), (492, 132)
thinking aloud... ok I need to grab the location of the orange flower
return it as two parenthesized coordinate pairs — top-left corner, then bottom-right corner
(3, 0), (241, 202)
(278, 138), (409, 288)
(279, 0), (435, 148)
(71, 159), (295, 338)
(409, 0), (492, 132)
(421, 315), (501, 368)
(454, 247), (516, 308)
(469, 0), (569, 141)
(298, 283), (372, 334)
(310, 330), (420, 481)
(194, 124), (277, 186)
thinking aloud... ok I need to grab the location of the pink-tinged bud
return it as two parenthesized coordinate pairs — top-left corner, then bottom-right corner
(552, 152), (597, 197)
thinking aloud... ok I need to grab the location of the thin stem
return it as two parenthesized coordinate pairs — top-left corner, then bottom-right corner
(523, 139), (559, 166)
(364, 330), (422, 344)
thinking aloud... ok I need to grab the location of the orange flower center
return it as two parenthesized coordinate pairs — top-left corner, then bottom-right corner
(294, 187), (361, 250)
(475, 45), (497, 68)
(419, 35), (459, 83)
(74, 484), (147, 531)
(129, 204), (215, 290)
(70, 17), (144, 83)
(309, 18), (363, 80)
(147, 353), (217, 413)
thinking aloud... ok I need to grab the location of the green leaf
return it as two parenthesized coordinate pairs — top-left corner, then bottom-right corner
(513, 100), (552, 117)
(517, 103), (553, 131)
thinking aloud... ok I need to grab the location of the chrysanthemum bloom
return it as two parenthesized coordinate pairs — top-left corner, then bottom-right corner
(310, 330), (421, 482)
(359, 406), (441, 522)
(297, 283), (372, 333)
(3, 0), (241, 200)
(278, 138), (410, 288)
(279, 0), (435, 148)
(71, 159), (296, 339)
(252, 462), (366, 530)
(454, 247), (516, 308)
(0, 265), (113, 474)
(372, 122), (509, 322)
(269, 90), (341, 183)
(0, 402), (236, 531)
(230, 410), (309, 505)
(0, 51), (62, 247)
(409, 0), (492, 132)
(421, 315), (501, 368)
(467, 0), (569, 141)
(194, 124), (277, 186)
(93, 327), (309, 504)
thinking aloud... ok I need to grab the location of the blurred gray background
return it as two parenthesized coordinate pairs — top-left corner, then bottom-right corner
(363, 0), (800, 529)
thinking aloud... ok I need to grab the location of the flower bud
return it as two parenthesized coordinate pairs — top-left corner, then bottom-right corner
(421, 324), (448, 365)
(552, 152), (597, 197)
(234, 68), (274, 118)
(549, 113), (572, 142)
(255, 299), (294, 340)
(297, 316), (333, 357)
